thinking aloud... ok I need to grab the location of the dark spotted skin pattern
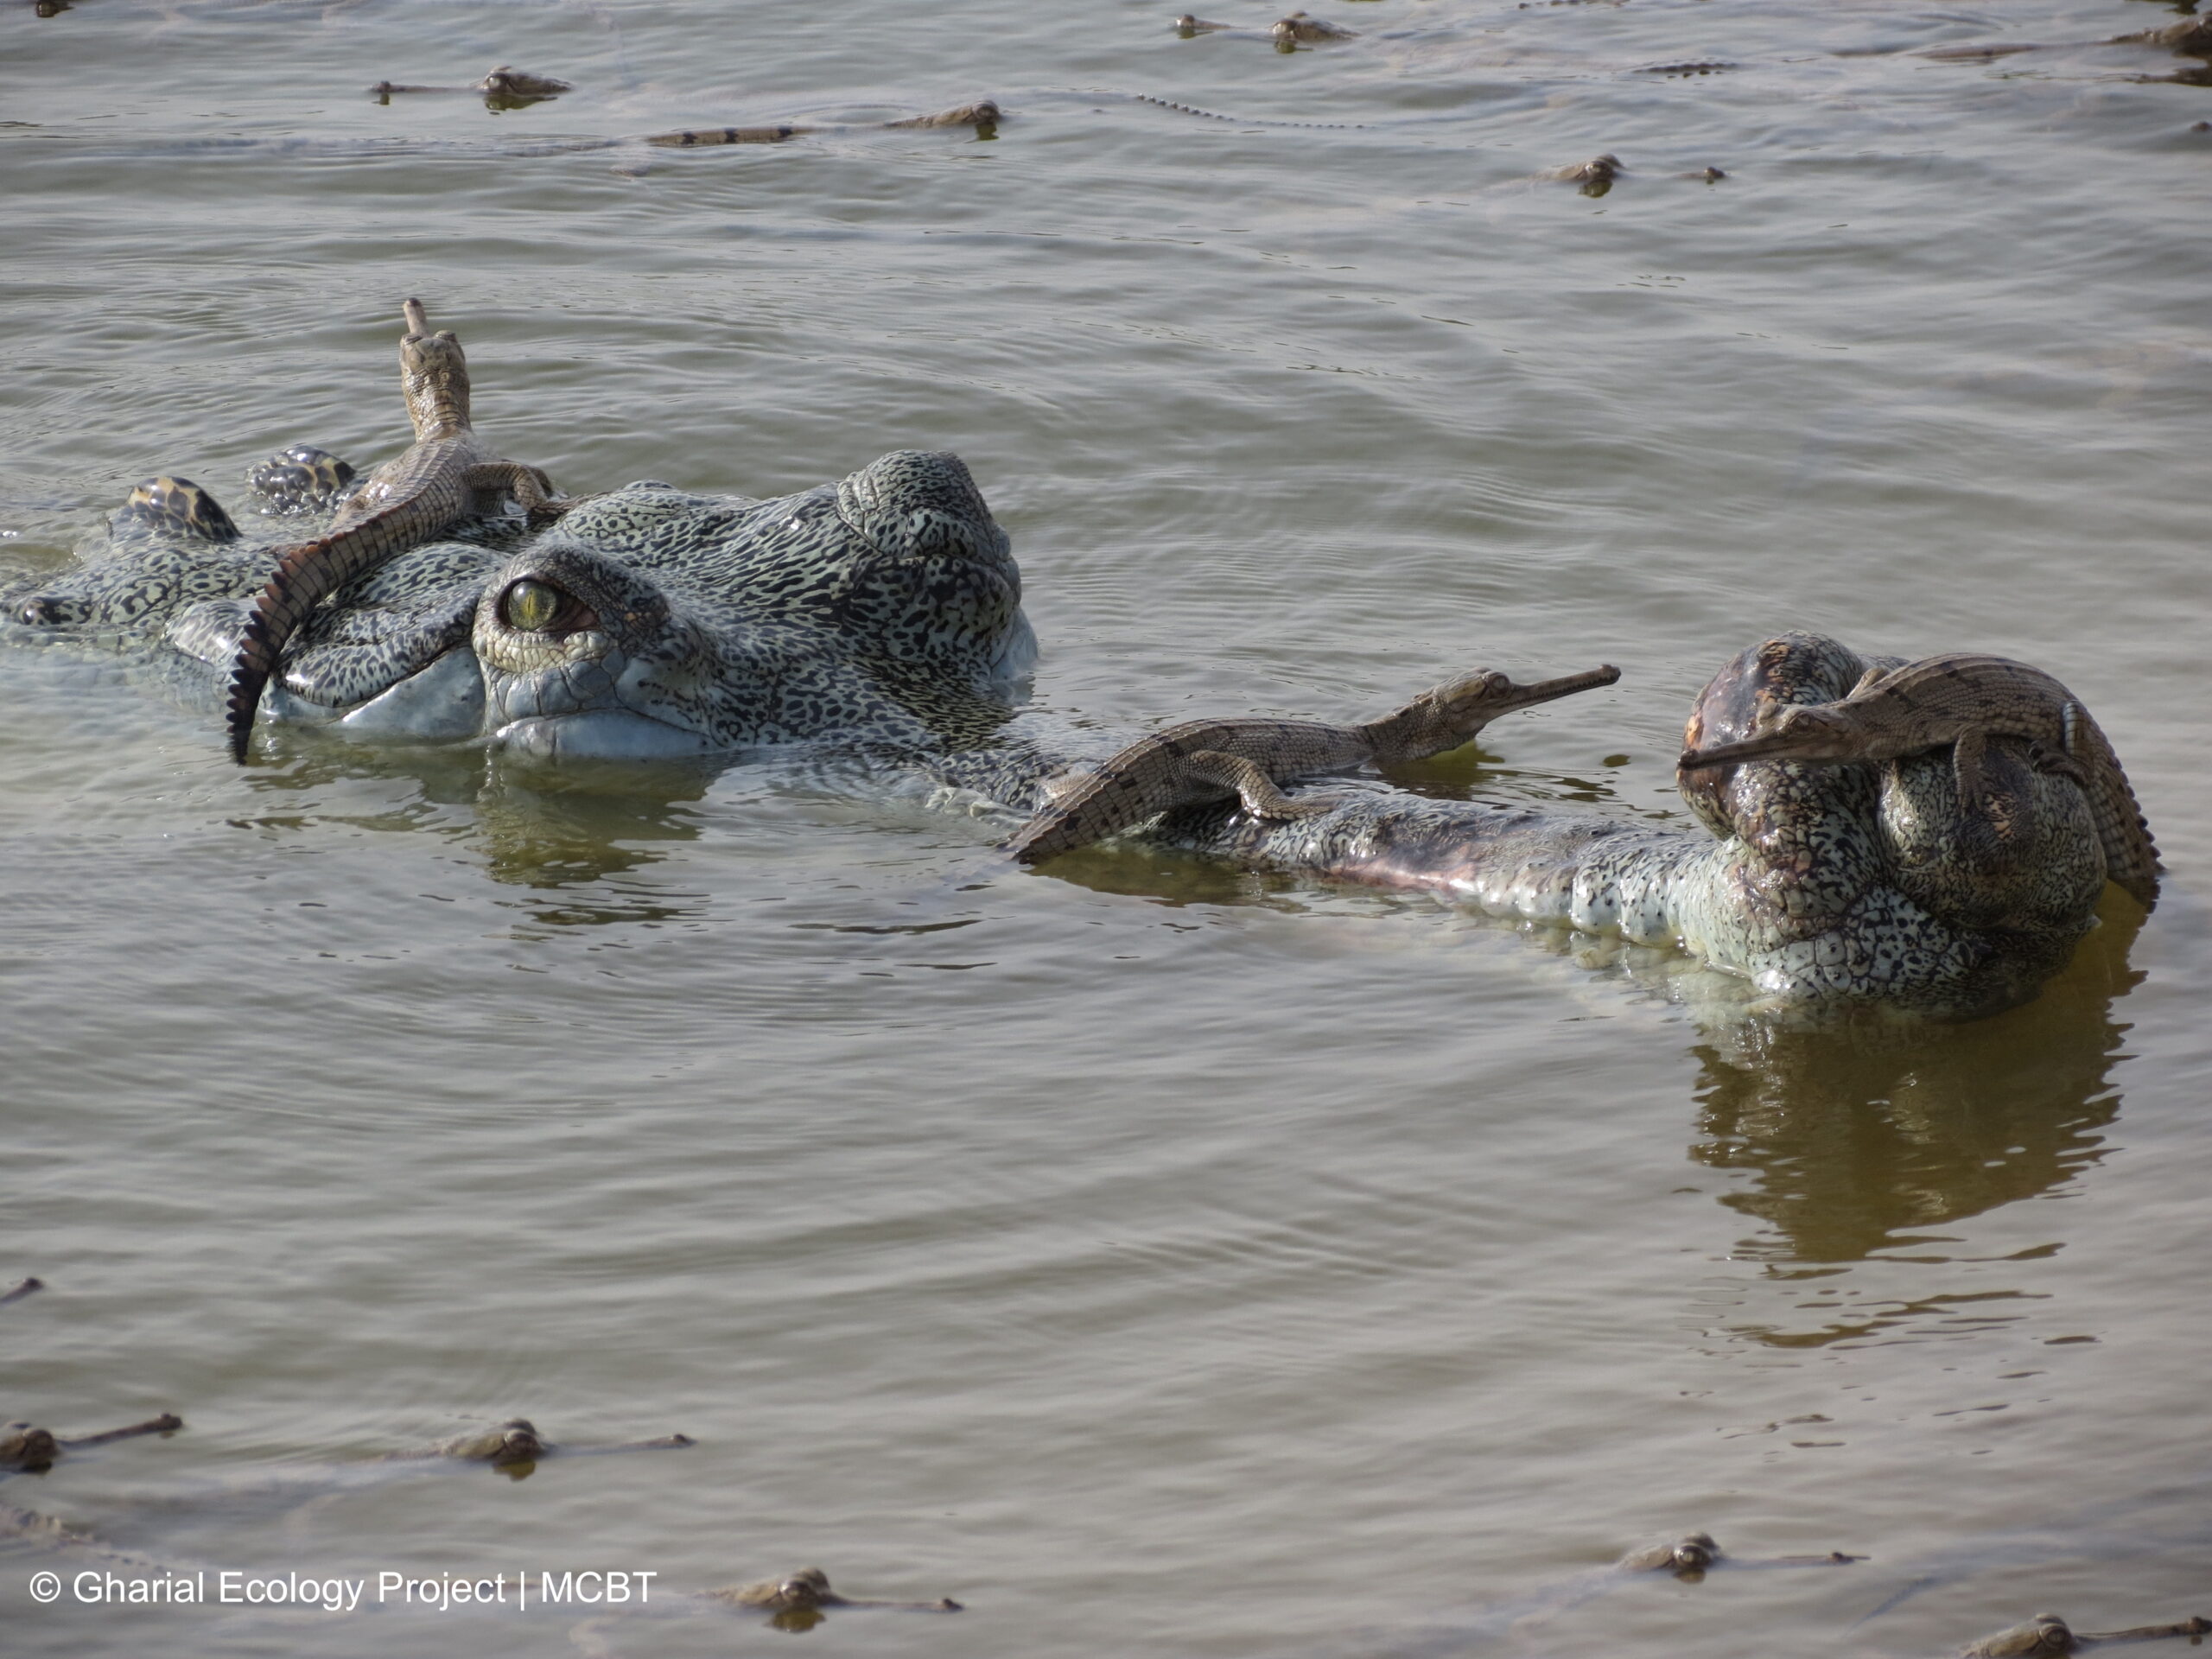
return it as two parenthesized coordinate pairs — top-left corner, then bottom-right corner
(223, 299), (563, 763)
(110, 477), (241, 546)
(15, 479), (267, 632)
(3, 469), (2135, 1015)
(246, 444), (358, 516)
(1126, 92), (1363, 130)
(4, 448), (1036, 763)
(1147, 633), (2117, 1020)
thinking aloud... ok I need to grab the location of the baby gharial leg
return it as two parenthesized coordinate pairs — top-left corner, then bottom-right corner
(465, 459), (568, 524)
(1180, 749), (1343, 820)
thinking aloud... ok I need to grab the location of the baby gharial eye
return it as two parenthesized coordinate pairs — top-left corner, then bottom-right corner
(497, 577), (595, 636)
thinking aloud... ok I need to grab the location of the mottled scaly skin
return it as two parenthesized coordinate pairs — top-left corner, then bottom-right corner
(3, 436), (2145, 1017)
(1147, 634), (2120, 1020)
(1006, 664), (1621, 862)
(224, 299), (558, 762)
(5, 445), (1033, 761)
(1681, 651), (2159, 907)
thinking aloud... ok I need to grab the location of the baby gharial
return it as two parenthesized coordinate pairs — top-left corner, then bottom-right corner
(369, 66), (574, 106)
(1, 1414), (183, 1472)
(1679, 652), (2160, 907)
(708, 1565), (962, 1627)
(1616, 1531), (1865, 1580)
(1274, 10), (1360, 45)
(1958, 1612), (2212, 1656)
(1006, 664), (1620, 863)
(379, 1418), (696, 1471)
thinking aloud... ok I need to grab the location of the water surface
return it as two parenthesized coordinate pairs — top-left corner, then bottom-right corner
(3, 0), (2210, 1653)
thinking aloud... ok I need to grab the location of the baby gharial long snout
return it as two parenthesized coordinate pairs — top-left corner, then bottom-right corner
(1679, 698), (1860, 768)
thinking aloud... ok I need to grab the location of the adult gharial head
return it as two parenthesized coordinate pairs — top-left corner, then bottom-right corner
(468, 531), (730, 762)
(455, 449), (1033, 761)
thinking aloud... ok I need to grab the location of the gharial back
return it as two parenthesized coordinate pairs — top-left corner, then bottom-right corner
(1866, 653), (2161, 908)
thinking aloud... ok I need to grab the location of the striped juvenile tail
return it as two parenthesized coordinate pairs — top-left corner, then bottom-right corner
(224, 529), (390, 762)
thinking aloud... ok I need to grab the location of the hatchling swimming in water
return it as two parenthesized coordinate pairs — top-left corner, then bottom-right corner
(1, 1414), (184, 1473)
(708, 1565), (963, 1627)
(1274, 10), (1360, 45)
(1615, 1531), (1865, 1579)
(1958, 1612), (2212, 1656)
(1554, 153), (1624, 194)
(378, 1418), (696, 1472)
(0, 1278), (42, 1308)
(369, 65), (574, 107)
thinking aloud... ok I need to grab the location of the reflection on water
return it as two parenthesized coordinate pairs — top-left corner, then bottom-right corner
(230, 742), (728, 923)
(471, 761), (717, 906)
(1688, 904), (2146, 1274)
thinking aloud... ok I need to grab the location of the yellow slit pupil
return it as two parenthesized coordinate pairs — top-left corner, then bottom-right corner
(505, 580), (561, 632)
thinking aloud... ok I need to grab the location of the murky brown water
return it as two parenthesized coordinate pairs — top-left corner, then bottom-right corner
(3, 0), (2210, 1653)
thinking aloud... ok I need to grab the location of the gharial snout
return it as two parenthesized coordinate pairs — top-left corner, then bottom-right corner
(1678, 730), (1803, 770)
(1491, 662), (1622, 714)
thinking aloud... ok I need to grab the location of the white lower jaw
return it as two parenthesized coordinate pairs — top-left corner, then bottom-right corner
(333, 647), (488, 740)
(490, 709), (714, 761)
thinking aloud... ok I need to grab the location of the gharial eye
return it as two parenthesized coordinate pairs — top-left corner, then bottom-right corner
(497, 577), (594, 635)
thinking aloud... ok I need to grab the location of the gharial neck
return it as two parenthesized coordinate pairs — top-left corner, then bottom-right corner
(401, 340), (474, 441)
(1355, 704), (1446, 760)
